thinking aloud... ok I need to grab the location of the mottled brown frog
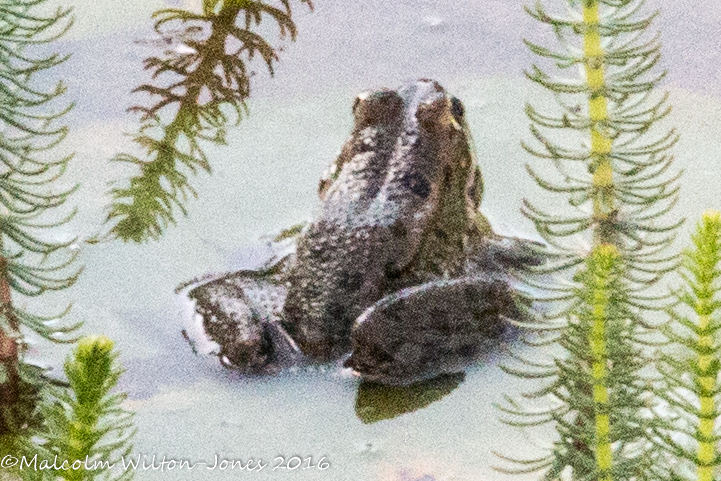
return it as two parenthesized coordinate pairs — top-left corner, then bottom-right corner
(182, 79), (542, 385)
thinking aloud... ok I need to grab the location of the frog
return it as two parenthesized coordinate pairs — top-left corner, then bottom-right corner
(180, 79), (543, 385)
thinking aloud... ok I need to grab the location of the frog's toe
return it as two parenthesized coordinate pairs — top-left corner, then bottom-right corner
(346, 276), (519, 386)
(265, 320), (304, 367)
(470, 236), (547, 273)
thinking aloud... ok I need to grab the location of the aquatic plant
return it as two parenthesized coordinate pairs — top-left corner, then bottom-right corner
(106, 0), (314, 243)
(498, 0), (680, 478)
(26, 336), (135, 481)
(655, 211), (721, 481)
(0, 0), (80, 437)
(499, 244), (659, 480)
(522, 0), (679, 273)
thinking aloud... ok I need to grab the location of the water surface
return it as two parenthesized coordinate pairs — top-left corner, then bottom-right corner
(26, 1), (721, 480)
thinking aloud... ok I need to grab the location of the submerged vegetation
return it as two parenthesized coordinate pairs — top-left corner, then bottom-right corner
(106, 0), (314, 243)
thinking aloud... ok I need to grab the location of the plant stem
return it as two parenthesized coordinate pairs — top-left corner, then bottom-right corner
(0, 245), (19, 410)
(691, 211), (721, 481)
(0, 329), (19, 406)
(583, 1), (615, 246)
(590, 244), (615, 481)
(586, 3), (615, 476)
(509, 0), (678, 476)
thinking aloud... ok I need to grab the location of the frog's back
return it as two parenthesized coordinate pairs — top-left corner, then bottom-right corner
(283, 80), (485, 360)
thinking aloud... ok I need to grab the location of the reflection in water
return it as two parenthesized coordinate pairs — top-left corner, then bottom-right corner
(355, 372), (465, 424)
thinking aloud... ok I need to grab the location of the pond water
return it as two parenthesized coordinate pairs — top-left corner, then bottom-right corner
(23, 0), (721, 480)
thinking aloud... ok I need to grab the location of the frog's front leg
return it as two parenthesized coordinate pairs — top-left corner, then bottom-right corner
(343, 275), (525, 386)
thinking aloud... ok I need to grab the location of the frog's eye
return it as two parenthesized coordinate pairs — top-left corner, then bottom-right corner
(450, 96), (465, 120)
(353, 90), (403, 128)
(416, 95), (446, 129)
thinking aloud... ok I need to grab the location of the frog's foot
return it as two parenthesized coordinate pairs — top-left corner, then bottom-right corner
(469, 235), (546, 274)
(184, 267), (303, 373)
(344, 275), (523, 386)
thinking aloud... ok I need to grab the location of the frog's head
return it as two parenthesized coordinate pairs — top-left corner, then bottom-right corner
(320, 79), (482, 225)
(317, 80), (484, 273)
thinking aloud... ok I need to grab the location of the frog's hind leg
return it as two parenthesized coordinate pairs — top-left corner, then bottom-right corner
(184, 268), (302, 372)
(344, 275), (526, 386)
